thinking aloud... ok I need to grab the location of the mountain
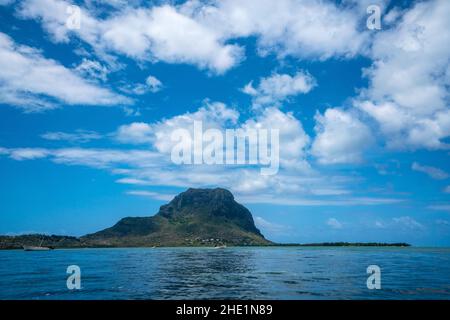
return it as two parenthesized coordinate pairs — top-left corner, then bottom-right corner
(81, 188), (271, 247)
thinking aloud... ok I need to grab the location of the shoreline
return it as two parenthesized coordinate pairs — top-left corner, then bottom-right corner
(0, 242), (412, 250)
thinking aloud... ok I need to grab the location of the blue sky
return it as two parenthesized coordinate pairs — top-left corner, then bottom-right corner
(0, 0), (450, 246)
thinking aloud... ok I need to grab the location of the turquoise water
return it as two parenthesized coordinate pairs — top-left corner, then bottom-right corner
(0, 247), (449, 299)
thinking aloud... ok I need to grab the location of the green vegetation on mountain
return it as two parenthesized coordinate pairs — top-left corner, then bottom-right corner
(0, 234), (82, 249)
(82, 188), (271, 247)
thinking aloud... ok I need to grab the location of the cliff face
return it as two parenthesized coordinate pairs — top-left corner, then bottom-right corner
(82, 188), (271, 247)
(158, 188), (263, 236)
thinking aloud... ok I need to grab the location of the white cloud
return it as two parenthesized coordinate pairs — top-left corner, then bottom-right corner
(126, 190), (175, 201)
(242, 107), (310, 170)
(17, 147), (164, 169)
(41, 130), (102, 143)
(121, 106), (141, 117)
(18, 0), (97, 43)
(120, 75), (163, 95)
(392, 216), (424, 230)
(8, 148), (49, 160)
(18, 0), (243, 74)
(374, 220), (386, 229)
(116, 122), (153, 144)
(17, 0), (368, 73)
(115, 102), (311, 172)
(103, 5), (243, 74)
(150, 101), (240, 155)
(411, 162), (449, 180)
(54, 148), (164, 168)
(326, 218), (343, 229)
(184, 0), (368, 60)
(118, 83), (148, 96)
(242, 71), (316, 107)
(146, 75), (163, 93)
(358, 0), (450, 150)
(311, 108), (373, 164)
(116, 178), (153, 186)
(371, 215), (426, 231)
(114, 102), (240, 158)
(0, 32), (130, 112)
(239, 194), (402, 206)
(254, 216), (292, 235)
(74, 58), (109, 82)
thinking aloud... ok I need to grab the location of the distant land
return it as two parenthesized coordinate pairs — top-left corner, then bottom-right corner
(0, 188), (411, 249)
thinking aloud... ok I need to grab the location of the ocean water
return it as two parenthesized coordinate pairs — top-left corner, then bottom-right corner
(0, 247), (449, 300)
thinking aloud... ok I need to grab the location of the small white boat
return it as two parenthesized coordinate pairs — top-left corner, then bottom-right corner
(214, 245), (227, 249)
(23, 245), (52, 251)
(23, 236), (53, 251)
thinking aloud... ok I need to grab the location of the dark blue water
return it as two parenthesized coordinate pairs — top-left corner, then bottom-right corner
(0, 247), (449, 299)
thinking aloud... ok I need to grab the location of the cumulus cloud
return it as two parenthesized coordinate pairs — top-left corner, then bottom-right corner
(116, 102), (310, 171)
(74, 58), (109, 82)
(18, 0), (243, 74)
(103, 5), (243, 74)
(0, 32), (130, 112)
(118, 84), (148, 96)
(242, 71), (316, 107)
(147, 102), (240, 155)
(242, 107), (310, 170)
(102, 101), (241, 160)
(118, 75), (162, 95)
(411, 162), (449, 180)
(183, 0), (368, 60)
(116, 122), (154, 144)
(357, 0), (450, 150)
(146, 75), (163, 93)
(15, 0), (368, 73)
(311, 108), (373, 164)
